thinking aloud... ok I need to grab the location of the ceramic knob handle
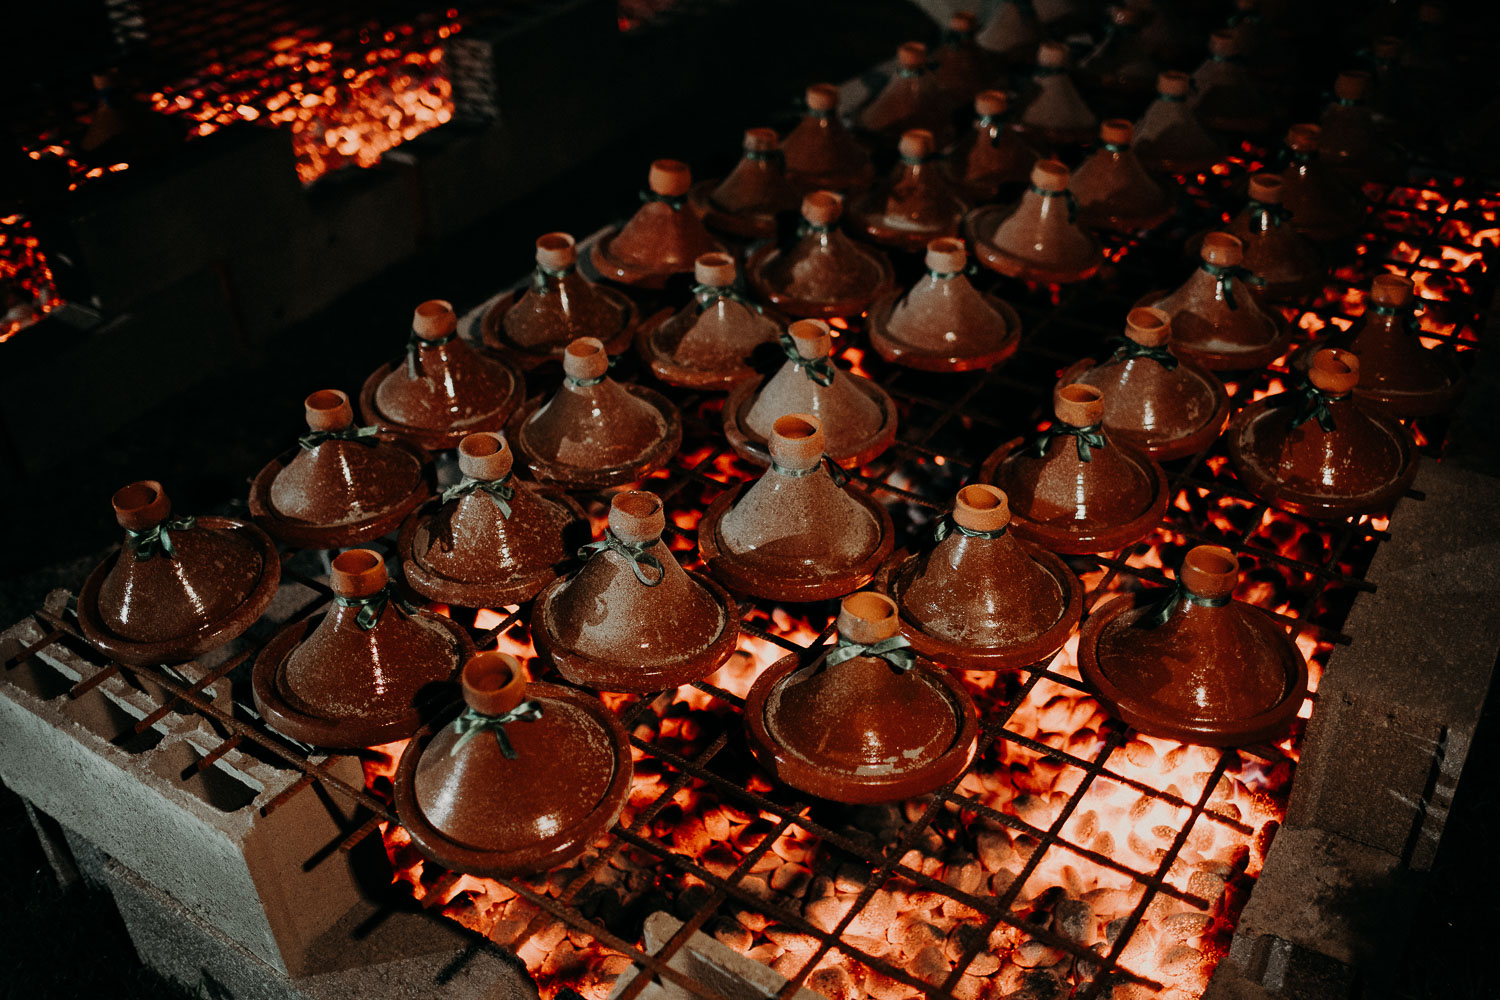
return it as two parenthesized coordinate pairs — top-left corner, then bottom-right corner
(1247, 174), (1283, 204)
(1334, 71), (1371, 101)
(112, 480), (171, 532)
(801, 191), (844, 227)
(1285, 124), (1322, 154)
(949, 11), (976, 32)
(648, 159), (692, 198)
(899, 130), (935, 161)
(953, 485), (1011, 533)
(330, 549), (388, 599)
(1309, 348), (1360, 394)
(974, 90), (1008, 117)
(461, 652), (526, 717)
(1055, 384), (1105, 427)
(695, 252), (737, 288)
(1200, 232), (1244, 267)
(1208, 29), (1239, 57)
(925, 237), (967, 275)
(897, 42), (928, 70)
(458, 432), (513, 481)
(1157, 71), (1191, 99)
(304, 389), (354, 432)
(743, 127), (779, 153)
(1037, 41), (1069, 68)
(609, 491), (666, 543)
(1180, 545), (1238, 601)
(1369, 273), (1414, 308)
(563, 337), (610, 382)
(1125, 307), (1171, 347)
(805, 83), (839, 113)
(838, 592), (901, 645)
(769, 414), (826, 472)
(1030, 159), (1071, 192)
(1099, 119), (1133, 146)
(787, 318), (833, 360)
(535, 232), (577, 271)
(412, 300), (457, 341)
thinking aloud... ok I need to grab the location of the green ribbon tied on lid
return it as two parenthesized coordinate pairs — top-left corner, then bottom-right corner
(335, 585), (419, 631)
(406, 327), (458, 379)
(298, 424), (381, 451)
(933, 516), (1006, 542)
(440, 475), (515, 519)
(778, 332), (837, 386)
(639, 189), (686, 212)
(449, 701), (545, 760)
(1246, 200), (1291, 228)
(692, 284), (762, 313)
(1289, 378), (1340, 433)
(811, 635), (916, 673)
(1371, 302), (1424, 336)
(531, 261), (576, 293)
(1029, 184), (1079, 222)
(1033, 422), (1108, 462)
(577, 530), (665, 587)
(1200, 261), (1264, 310)
(771, 455), (851, 487)
(126, 516), (196, 561)
(1108, 335), (1179, 371)
(565, 353), (617, 389)
(1135, 580), (1231, 629)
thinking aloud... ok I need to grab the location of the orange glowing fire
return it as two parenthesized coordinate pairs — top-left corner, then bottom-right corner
(0, 214), (62, 342)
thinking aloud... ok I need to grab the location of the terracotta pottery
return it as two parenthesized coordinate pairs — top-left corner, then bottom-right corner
(250, 389), (432, 550)
(506, 337), (682, 490)
(1189, 30), (1276, 135)
(480, 232), (638, 368)
(397, 432), (587, 608)
(932, 12), (993, 107)
(394, 652), (633, 878)
(722, 319), (898, 467)
(965, 159), (1102, 284)
(1079, 6), (1158, 97)
(590, 159), (726, 289)
(532, 491), (739, 693)
(1078, 545), (1308, 746)
(746, 191), (896, 319)
(781, 84), (875, 194)
(743, 592), (979, 804)
(868, 237), (1022, 372)
(975, 0), (1043, 67)
(700, 414), (896, 603)
(1018, 42), (1099, 148)
(1139, 233), (1290, 371)
(77, 481), (280, 666)
(1223, 174), (1323, 300)
(252, 550), (473, 748)
(857, 42), (953, 145)
(689, 128), (800, 240)
(1227, 348), (1420, 520)
(978, 384), (1169, 554)
(945, 90), (1038, 204)
(1058, 307), (1230, 461)
(1319, 71), (1405, 183)
(1276, 124), (1363, 243)
(850, 130), (969, 253)
(1289, 274), (1462, 417)
(1070, 119), (1172, 232)
(636, 252), (781, 390)
(1133, 70), (1224, 176)
(359, 300), (525, 451)
(879, 485), (1082, 671)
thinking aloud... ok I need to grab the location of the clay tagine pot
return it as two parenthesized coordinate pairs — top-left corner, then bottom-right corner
(746, 191), (896, 319)
(722, 318), (898, 467)
(1058, 307), (1230, 461)
(700, 414), (896, 602)
(1318, 71), (1405, 183)
(1227, 348), (1420, 520)
(590, 159), (726, 289)
(1078, 545), (1308, 746)
(1133, 70), (1224, 176)
(857, 42), (953, 145)
(867, 237), (1022, 372)
(688, 128), (801, 240)
(532, 491), (739, 693)
(1078, 5), (1158, 98)
(1222, 174), (1323, 300)
(979, 384), (1169, 554)
(635, 252), (781, 390)
(945, 89), (1038, 204)
(1018, 42), (1099, 148)
(932, 12), (993, 107)
(77, 481), (280, 666)
(359, 300), (525, 451)
(850, 129), (969, 253)
(397, 432), (587, 609)
(1275, 124), (1364, 243)
(879, 485), (1082, 671)
(966, 159), (1102, 284)
(249, 389), (432, 550)
(506, 337), (683, 490)
(394, 651), (633, 878)
(480, 232), (638, 369)
(975, 0), (1043, 68)
(781, 83), (875, 194)
(1139, 233), (1290, 371)
(252, 549), (473, 748)
(1289, 274), (1462, 417)
(743, 592), (979, 803)
(1070, 119), (1172, 232)
(1189, 29), (1276, 135)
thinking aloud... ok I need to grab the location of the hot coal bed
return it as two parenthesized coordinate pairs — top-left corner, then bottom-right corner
(2, 4), (1499, 1000)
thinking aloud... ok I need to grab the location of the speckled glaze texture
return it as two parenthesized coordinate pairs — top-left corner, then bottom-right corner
(1277, 125), (1363, 243)
(1224, 176), (1324, 300)
(747, 194), (895, 319)
(1133, 72), (1223, 175)
(636, 256), (781, 389)
(781, 85), (875, 194)
(1070, 124), (1172, 232)
(690, 129), (800, 240)
(975, 1), (1042, 66)
(1018, 44), (1098, 146)
(945, 93), (1038, 203)
(1142, 235), (1289, 371)
(932, 14), (992, 105)
(1079, 8), (1157, 95)
(851, 131), (969, 252)
(868, 238), (1021, 373)
(966, 161), (1101, 284)
(1189, 33), (1275, 134)
(857, 43), (953, 144)
(1318, 73), (1405, 182)
(590, 160), (725, 288)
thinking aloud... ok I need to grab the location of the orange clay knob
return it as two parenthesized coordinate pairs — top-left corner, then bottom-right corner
(1100, 119), (1133, 146)
(1201, 232), (1245, 267)
(112, 481), (171, 532)
(806, 83), (839, 113)
(925, 237), (967, 274)
(1030, 158), (1071, 191)
(802, 191), (844, 227)
(975, 90), (1008, 117)
(787, 318), (833, 359)
(563, 337), (609, 382)
(838, 591), (901, 645)
(1157, 71), (1191, 98)
(694, 252), (737, 287)
(457, 432), (513, 481)
(953, 484), (1011, 533)
(1369, 273), (1414, 308)
(1055, 383), (1105, 427)
(743, 127), (779, 153)
(1286, 124), (1322, 154)
(768, 413), (826, 472)
(1125, 307), (1171, 347)
(1248, 174), (1283, 203)
(897, 42), (929, 71)
(608, 490), (666, 544)
(648, 159), (692, 198)
(461, 651), (526, 716)
(949, 11), (977, 32)
(304, 389), (354, 432)
(1037, 41), (1069, 69)
(899, 129), (936, 161)
(330, 549), (388, 599)
(412, 300), (457, 340)
(1179, 545), (1238, 601)
(1334, 71), (1371, 102)
(535, 232), (577, 271)
(1309, 348), (1360, 394)
(1208, 29), (1239, 58)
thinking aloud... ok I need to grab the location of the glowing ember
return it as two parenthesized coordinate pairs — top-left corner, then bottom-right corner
(0, 214), (62, 342)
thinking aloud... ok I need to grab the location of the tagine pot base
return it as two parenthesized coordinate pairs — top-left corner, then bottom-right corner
(358, 359), (525, 453)
(1057, 358), (1230, 462)
(721, 378), (898, 468)
(867, 290), (1022, 373)
(506, 384), (683, 491)
(479, 286), (638, 369)
(249, 438), (432, 550)
(965, 204), (1101, 285)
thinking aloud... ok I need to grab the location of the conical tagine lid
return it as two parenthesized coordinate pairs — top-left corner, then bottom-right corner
(781, 84), (875, 194)
(591, 159), (725, 288)
(1079, 546), (1308, 746)
(1276, 124), (1363, 243)
(966, 159), (1102, 284)
(744, 592), (979, 804)
(723, 319), (897, 467)
(533, 491), (738, 693)
(747, 191), (895, 318)
(637, 252), (780, 390)
(1318, 71), (1405, 183)
(484, 232), (637, 365)
(78, 481), (279, 665)
(851, 129), (969, 252)
(252, 550), (473, 748)
(1224, 174), (1323, 300)
(1133, 70), (1224, 176)
(1079, 5), (1158, 96)
(398, 432), (585, 608)
(980, 384), (1168, 554)
(975, 0), (1043, 66)
(507, 337), (682, 489)
(869, 237), (1021, 372)
(881, 485), (1082, 671)
(857, 42), (953, 144)
(1018, 42), (1099, 147)
(1227, 348), (1419, 520)
(1189, 30), (1275, 134)
(395, 652), (632, 878)
(1144, 233), (1289, 371)
(932, 12), (993, 106)
(1070, 119), (1172, 232)
(691, 128), (800, 239)
(945, 90), (1038, 203)
(700, 414), (895, 603)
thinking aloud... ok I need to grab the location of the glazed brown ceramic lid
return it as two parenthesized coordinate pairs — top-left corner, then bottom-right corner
(1078, 4), (1157, 95)
(78, 481), (280, 666)
(1319, 71), (1404, 181)
(851, 130), (969, 252)
(1019, 42), (1099, 145)
(1189, 30), (1274, 134)
(700, 414), (896, 602)
(1145, 233), (1289, 371)
(966, 159), (1102, 284)
(1070, 119), (1172, 232)
(693, 128), (800, 239)
(1277, 124), (1363, 243)
(945, 90), (1038, 203)
(781, 84), (875, 193)
(252, 549), (472, 748)
(1079, 546), (1307, 746)
(974, 0), (1042, 65)
(637, 252), (780, 389)
(398, 432), (584, 608)
(487, 233), (637, 363)
(508, 337), (683, 489)
(868, 237), (1021, 372)
(395, 651), (633, 877)
(1225, 175), (1323, 299)
(1133, 70), (1223, 175)
(747, 191), (896, 318)
(981, 384), (1168, 554)
(532, 491), (739, 693)
(882, 485), (1082, 671)
(1227, 348), (1419, 520)
(932, 11), (989, 103)
(1063, 307), (1229, 462)
(724, 318), (898, 467)
(743, 592), (979, 804)
(858, 42), (952, 144)
(591, 159), (726, 287)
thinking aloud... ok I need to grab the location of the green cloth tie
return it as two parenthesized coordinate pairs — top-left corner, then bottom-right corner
(779, 332), (837, 386)
(933, 517), (1006, 542)
(1137, 580), (1230, 629)
(406, 328), (458, 379)
(298, 424), (380, 451)
(1108, 336), (1178, 370)
(440, 475), (514, 518)
(812, 635), (916, 673)
(1200, 261), (1264, 310)
(692, 283), (762, 313)
(335, 586), (417, 631)
(449, 701), (544, 760)
(577, 530), (664, 587)
(1033, 422), (1108, 462)
(125, 516), (196, 561)
(1289, 379), (1340, 433)
(1029, 184), (1078, 222)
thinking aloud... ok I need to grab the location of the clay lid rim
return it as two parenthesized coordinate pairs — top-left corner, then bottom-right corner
(508, 384), (684, 487)
(362, 358), (524, 440)
(249, 441), (434, 549)
(480, 284), (637, 363)
(722, 365), (899, 468)
(867, 289), (1021, 364)
(745, 241), (898, 317)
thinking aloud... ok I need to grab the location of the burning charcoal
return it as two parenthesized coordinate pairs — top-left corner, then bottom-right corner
(944, 859), (985, 895)
(835, 861), (868, 893)
(847, 933), (891, 958)
(1161, 943), (1205, 976)
(897, 918), (946, 957)
(866, 968), (920, 1000)
(751, 852), (781, 875)
(944, 924), (990, 965)
(998, 965), (1066, 1000)
(913, 943), (953, 984)
(1188, 870), (1227, 906)
(1160, 911), (1214, 942)
(862, 889), (899, 929)
(806, 896), (855, 933)
(673, 815), (711, 855)
(1011, 938), (1063, 969)
(772, 862), (813, 895)
(952, 972), (998, 1000)
(700, 843), (739, 878)
(734, 818), (776, 853)
(1123, 739), (1156, 768)
(765, 924), (819, 952)
(1054, 898), (1095, 943)
(773, 951), (807, 979)
(1090, 832), (1115, 857)
(808, 966), (860, 1000)
(735, 909), (771, 933)
(991, 868), (1020, 896)
(712, 916), (753, 952)
(704, 808), (731, 843)
(746, 941), (781, 964)
(739, 872), (776, 903)
(977, 831), (1018, 872)
(675, 884), (713, 921)
(807, 873), (837, 900)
